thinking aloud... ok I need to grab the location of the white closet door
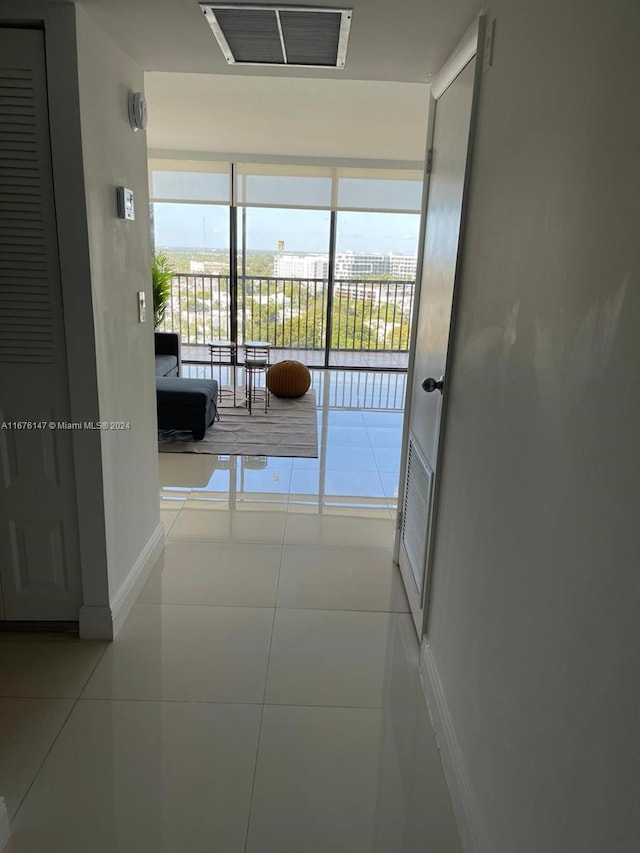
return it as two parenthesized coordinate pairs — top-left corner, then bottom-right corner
(0, 27), (82, 621)
(398, 28), (481, 637)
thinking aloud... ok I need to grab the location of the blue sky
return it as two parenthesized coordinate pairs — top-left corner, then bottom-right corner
(153, 204), (420, 255)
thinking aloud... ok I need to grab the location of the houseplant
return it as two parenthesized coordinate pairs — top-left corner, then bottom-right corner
(152, 252), (174, 328)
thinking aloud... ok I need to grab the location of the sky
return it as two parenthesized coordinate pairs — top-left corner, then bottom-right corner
(152, 204), (420, 255)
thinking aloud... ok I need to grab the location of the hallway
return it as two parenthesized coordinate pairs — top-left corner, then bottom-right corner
(0, 371), (460, 852)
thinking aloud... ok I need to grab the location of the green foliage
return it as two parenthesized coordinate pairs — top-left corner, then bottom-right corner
(239, 283), (411, 352)
(152, 253), (174, 328)
(153, 257), (412, 352)
(154, 248), (275, 277)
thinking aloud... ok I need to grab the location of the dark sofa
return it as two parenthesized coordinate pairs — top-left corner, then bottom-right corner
(154, 332), (218, 439)
(156, 377), (218, 440)
(154, 332), (181, 377)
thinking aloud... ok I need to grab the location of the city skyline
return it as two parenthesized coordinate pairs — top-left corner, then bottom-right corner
(153, 203), (421, 255)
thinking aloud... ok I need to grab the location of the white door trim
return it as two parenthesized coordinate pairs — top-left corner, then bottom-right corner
(431, 18), (482, 99)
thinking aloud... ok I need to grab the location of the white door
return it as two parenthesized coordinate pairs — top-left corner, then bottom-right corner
(398, 25), (482, 636)
(0, 28), (82, 621)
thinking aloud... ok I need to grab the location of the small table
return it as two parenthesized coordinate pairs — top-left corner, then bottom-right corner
(243, 341), (271, 415)
(208, 340), (237, 408)
(243, 341), (272, 363)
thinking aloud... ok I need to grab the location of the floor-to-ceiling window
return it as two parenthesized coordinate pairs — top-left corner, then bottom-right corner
(330, 171), (422, 368)
(238, 206), (331, 365)
(150, 161), (232, 349)
(150, 159), (422, 370)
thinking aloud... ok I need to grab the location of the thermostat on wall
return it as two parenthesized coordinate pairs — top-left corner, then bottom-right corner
(116, 186), (135, 220)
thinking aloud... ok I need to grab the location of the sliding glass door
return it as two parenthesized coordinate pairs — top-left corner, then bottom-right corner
(150, 159), (423, 370)
(237, 206), (331, 366)
(149, 162), (232, 361)
(330, 210), (420, 369)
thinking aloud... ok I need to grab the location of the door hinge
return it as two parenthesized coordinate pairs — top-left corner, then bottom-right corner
(426, 148), (434, 174)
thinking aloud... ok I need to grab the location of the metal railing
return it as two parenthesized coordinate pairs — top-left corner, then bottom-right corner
(313, 369), (407, 411)
(159, 273), (415, 352)
(160, 273), (231, 345)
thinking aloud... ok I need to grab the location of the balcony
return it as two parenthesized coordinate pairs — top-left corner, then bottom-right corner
(157, 273), (414, 370)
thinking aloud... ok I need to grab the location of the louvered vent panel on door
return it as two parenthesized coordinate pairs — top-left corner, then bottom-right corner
(0, 66), (53, 364)
(401, 437), (434, 597)
(0, 28), (82, 623)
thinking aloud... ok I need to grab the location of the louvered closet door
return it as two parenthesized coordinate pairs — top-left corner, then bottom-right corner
(0, 28), (82, 621)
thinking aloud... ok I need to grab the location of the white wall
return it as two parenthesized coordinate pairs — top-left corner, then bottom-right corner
(75, 6), (162, 630)
(145, 72), (429, 164)
(425, 1), (640, 851)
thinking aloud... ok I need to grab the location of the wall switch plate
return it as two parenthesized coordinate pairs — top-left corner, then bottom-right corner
(483, 18), (496, 72)
(116, 186), (135, 220)
(137, 291), (146, 323)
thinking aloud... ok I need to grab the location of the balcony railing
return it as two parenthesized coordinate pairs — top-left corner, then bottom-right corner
(158, 273), (415, 353)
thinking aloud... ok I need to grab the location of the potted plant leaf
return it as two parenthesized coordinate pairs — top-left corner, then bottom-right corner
(152, 252), (174, 329)
(152, 253), (181, 376)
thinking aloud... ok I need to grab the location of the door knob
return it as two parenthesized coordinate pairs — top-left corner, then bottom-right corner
(422, 376), (444, 394)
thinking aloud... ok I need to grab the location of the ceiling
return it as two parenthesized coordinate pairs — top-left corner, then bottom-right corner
(76, 0), (482, 82)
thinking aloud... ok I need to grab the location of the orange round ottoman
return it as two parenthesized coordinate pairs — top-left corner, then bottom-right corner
(266, 360), (311, 398)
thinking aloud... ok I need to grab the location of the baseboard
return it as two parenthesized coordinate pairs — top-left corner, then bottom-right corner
(79, 523), (164, 640)
(78, 604), (115, 641)
(110, 523), (164, 638)
(419, 641), (489, 853)
(0, 797), (10, 851)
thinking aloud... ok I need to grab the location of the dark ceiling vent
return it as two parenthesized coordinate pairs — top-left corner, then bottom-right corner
(199, 4), (353, 68)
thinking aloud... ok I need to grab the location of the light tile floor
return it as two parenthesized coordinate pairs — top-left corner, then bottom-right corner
(0, 370), (461, 853)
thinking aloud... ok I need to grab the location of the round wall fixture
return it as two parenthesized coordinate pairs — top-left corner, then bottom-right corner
(128, 91), (147, 132)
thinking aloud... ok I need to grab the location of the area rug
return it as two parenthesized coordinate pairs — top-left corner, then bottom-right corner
(158, 389), (318, 457)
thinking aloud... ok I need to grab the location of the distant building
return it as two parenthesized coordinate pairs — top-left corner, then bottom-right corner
(273, 254), (329, 279)
(189, 259), (227, 274)
(389, 254), (418, 280)
(334, 251), (417, 280)
(272, 251), (417, 281)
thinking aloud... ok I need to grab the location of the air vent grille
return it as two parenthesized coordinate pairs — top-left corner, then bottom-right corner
(200, 4), (352, 68)
(214, 9), (284, 64)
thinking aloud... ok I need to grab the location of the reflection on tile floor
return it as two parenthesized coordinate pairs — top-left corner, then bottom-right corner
(1, 370), (462, 853)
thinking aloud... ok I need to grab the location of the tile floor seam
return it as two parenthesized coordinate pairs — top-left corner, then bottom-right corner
(242, 542), (284, 853)
(8, 699), (78, 824)
(274, 607), (410, 614)
(133, 602), (279, 610)
(0, 693), (85, 701)
(272, 605), (409, 615)
(76, 696), (267, 705)
(167, 538), (285, 546)
(260, 544), (285, 706)
(242, 703), (266, 853)
(260, 701), (390, 711)
(9, 638), (110, 823)
(261, 701), (390, 710)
